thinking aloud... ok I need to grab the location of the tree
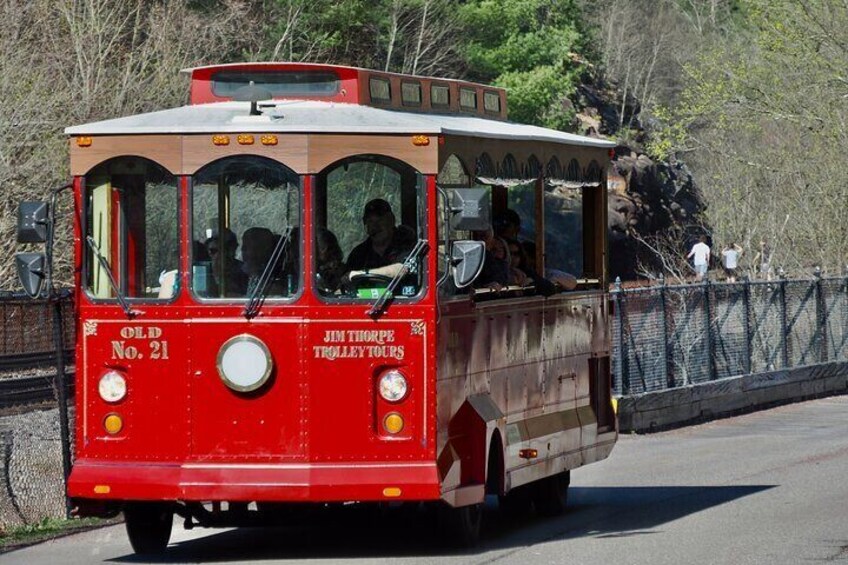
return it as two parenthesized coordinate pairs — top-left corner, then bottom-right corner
(459, 0), (584, 128)
(0, 0), (265, 288)
(651, 0), (848, 275)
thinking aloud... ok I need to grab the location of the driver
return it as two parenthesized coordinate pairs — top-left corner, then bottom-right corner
(346, 198), (415, 279)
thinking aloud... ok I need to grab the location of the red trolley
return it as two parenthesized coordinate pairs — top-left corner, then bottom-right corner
(21, 63), (617, 552)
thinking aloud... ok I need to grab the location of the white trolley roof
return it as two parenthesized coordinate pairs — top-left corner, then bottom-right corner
(65, 100), (614, 148)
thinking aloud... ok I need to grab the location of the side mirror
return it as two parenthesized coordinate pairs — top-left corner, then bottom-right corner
(451, 240), (485, 288)
(15, 253), (46, 298)
(17, 201), (49, 243)
(448, 189), (490, 231)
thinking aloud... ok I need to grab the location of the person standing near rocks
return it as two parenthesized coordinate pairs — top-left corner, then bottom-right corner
(687, 235), (711, 282)
(721, 242), (743, 282)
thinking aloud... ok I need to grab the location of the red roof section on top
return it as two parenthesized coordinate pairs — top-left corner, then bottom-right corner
(183, 62), (509, 120)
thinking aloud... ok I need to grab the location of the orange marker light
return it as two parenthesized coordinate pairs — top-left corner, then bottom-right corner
(519, 448), (538, 459)
(382, 487), (402, 498)
(103, 413), (123, 435)
(76, 136), (93, 148)
(237, 134), (255, 145)
(212, 135), (230, 146)
(383, 413), (404, 434)
(412, 135), (430, 146)
(94, 485), (111, 494)
(260, 135), (278, 146)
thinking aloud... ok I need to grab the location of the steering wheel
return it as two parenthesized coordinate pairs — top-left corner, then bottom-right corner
(340, 272), (394, 296)
(351, 272), (393, 286)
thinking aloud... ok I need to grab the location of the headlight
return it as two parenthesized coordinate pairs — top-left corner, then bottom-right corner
(98, 371), (127, 403)
(217, 334), (273, 392)
(378, 370), (408, 402)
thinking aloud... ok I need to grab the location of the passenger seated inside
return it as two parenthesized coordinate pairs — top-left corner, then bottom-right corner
(471, 228), (509, 291)
(346, 198), (416, 279)
(242, 227), (284, 296)
(203, 228), (248, 297)
(316, 228), (345, 294)
(493, 208), (522, 242)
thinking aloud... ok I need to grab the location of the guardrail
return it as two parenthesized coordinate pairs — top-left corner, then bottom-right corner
(611, 272), (848, 430)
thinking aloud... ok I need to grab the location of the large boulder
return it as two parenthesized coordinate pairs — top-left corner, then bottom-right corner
(607, 148), (707, 279)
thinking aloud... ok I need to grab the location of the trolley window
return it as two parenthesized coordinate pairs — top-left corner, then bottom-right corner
(314, 157), (426, 301)
(84, 157), (178, 301)
(211, 70), (340, 98)
(191, 156), (300, 300)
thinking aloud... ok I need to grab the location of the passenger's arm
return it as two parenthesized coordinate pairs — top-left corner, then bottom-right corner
(349, 263), (404, 279)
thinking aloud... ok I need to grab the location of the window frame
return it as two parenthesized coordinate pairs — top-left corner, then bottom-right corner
(400, 81), (422, 107)
(81, 157), (181, 305)
(187, 155), (304, 304)
(210, 70), (341, 98)
(430, 83), (451, 109)
(459, 87), (478, 112)
(369, 77), (392, 105)
(311, 156), (429, 305)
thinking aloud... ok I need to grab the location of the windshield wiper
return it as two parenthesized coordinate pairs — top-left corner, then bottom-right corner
(243, 226), (293, 319)
(367, 238), (429, 319)
(85, 236), (139, 317)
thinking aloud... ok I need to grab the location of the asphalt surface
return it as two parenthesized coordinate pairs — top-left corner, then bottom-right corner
(3, 395), (847, 564)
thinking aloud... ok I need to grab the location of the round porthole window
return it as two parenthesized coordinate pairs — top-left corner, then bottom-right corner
(216, 334), (273, 392)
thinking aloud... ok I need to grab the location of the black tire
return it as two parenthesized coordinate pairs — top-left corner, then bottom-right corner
(499, 484), (533, 518)
(438, 502), (483, 548)
(532, 471), (571, 517)
(124, 503), (173, 555)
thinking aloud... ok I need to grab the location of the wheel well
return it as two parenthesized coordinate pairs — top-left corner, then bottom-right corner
(485, 431), (505, 496)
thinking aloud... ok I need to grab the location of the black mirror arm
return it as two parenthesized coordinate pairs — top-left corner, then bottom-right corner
(45, 183), (72, 296)
(436, 187), (452, 288)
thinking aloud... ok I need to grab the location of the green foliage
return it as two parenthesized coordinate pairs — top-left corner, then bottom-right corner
(496, 66), (576, 130)
(649, 0), (848, 273)
(458, 0), (584, 128)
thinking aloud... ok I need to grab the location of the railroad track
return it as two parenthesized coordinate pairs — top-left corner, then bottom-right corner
(0, 373), (75, 411)
(0, 351), (73, 372)
(0, 349), (75, 410)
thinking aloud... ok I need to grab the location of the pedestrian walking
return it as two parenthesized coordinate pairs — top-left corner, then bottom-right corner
(687, 235), (711, 282)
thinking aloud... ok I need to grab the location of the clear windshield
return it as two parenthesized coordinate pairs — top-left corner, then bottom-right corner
(314, 157), (426, 300)
(191, 156), (300, 300)
(84, 157), (179, 300)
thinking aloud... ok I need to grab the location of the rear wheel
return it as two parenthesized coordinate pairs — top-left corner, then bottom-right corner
(532, 471), (571, 517)
(438, 502), (482, 547)
(124, 502), (173, 555)
(499, 484), (533, 518)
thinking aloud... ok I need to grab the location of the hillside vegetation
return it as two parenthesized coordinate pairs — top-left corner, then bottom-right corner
(1, 0), (844, 286)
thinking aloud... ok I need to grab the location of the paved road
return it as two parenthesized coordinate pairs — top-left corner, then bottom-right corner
(3, 396), (847, 564)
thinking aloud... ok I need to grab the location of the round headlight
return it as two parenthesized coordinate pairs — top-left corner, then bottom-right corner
(378, 370), (408, 402)
(217, 334), (273, 392)
(98, 371), (127, 403)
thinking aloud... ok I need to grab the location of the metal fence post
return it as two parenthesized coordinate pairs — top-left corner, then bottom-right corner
(614, 277), (630, 395)
(779, 268), (790, 368)
(50, 294), (72, 519)
(659, 275), (672, 389)
(843, 266), (848, 362)
(743, 275), (753, 374)
(814, 266), (827, 363)
(704, 278), (716, 380)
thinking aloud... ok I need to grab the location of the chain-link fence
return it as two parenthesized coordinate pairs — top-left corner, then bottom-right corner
(0, 293), (74, 365)
(612, 274), (848, 395)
